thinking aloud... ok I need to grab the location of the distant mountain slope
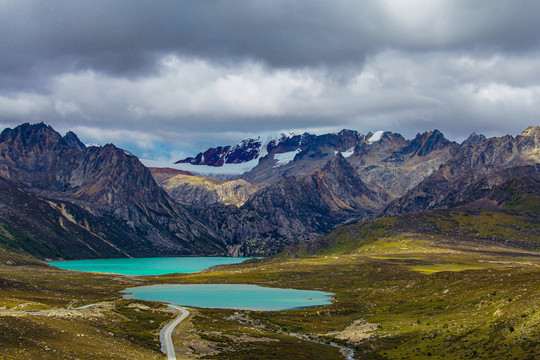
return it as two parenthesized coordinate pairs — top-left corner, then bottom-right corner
(174, 128), (458, 199)
(0, 177), (129, 259)
(0, 123), (224, 259)
(195, 154), (390, 256)
(150, 168), (260, 208)
(286, 174), (540, 258)
(385, 127), (540, 215)
(176, 132), (316, 167)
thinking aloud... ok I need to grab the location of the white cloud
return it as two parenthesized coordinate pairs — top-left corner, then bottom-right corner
(49, 58), (325, 120)
(1, 49), (539, 159)
(70, 125), (161, 150)
(0, 93), (50, 117)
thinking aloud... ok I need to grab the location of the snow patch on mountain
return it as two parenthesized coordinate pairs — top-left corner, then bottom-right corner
(368, 131), (384, 143)
(273, 149), (301, 168)
(342, 148), (355, 157)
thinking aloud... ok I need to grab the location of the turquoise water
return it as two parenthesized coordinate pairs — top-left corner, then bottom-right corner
(121, 284), (334, 311)
(48, 257), (255, 276)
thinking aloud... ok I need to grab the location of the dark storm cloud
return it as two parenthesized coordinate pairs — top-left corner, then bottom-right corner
(2, 0), (540, 84)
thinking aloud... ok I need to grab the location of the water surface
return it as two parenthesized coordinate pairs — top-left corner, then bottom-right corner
(122, 284), (334, 311)
(48, 257), (255, 276)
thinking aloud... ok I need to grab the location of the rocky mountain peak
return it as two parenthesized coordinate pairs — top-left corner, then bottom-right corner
(63, 131), (86, 151)
(521, 126), (540, 138)
(379, 131), (404, 143)
(401, 129), (454, 157)
(0, 123), (83, 189)
(462, 132), (486, 146)
(0, 122), (62, 147)
(320, 152), (355, 175)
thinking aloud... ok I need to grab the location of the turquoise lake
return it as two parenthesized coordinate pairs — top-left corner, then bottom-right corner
(48, 257), (255, 276)
(121, 284), (334, 311)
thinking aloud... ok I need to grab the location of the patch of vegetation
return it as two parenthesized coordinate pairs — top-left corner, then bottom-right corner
(0, 224), (70, 259)
(0, 254), (168, 359)
(490, 176), (540, 213)
(105, 300), (173, 351)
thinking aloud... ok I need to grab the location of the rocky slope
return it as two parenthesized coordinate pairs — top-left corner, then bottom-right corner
(150, 168), (260, 208)
(0, 177), (129, 259)
(385, 126), (540, 215)
(166, 126), (538, 256)
(195, 154), (389, 256)
(0, 123), (224, 259)
(286, 173), (540, 258)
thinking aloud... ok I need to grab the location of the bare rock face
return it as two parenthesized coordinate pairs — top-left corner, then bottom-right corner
(236, 129), (457, 199)
(353, 130), (458, 198)
(0, 123), (81, 190)
(400, 130), (453, 157)
(63, 131), (86, 151)
(241, 130), (367, 185)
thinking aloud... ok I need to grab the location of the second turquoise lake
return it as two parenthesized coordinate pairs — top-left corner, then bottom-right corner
(122, 284), (334, 311)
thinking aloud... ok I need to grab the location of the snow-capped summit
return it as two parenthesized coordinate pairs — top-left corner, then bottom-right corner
(175, 132), (313, 168)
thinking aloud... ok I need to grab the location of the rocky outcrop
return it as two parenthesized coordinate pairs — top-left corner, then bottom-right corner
(0, 123), (82, 190)
(353, 131), (457, 198)
(400, 130), (453, 157)
(63, 131), (86, 151)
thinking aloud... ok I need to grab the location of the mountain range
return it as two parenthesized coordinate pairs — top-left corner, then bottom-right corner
(0, 122), (538, 259)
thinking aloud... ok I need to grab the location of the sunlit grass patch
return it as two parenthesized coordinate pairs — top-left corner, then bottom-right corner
(408, 263), (489, 274)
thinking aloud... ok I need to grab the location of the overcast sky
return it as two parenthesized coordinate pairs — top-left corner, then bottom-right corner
(1, 0), (539, 160)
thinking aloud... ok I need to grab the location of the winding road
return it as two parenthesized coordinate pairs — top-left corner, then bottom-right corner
(160, 305), (190, 360)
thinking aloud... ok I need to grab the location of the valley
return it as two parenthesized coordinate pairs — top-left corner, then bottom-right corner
(0, 123), (538, 359)
(1, 212), (538, 359)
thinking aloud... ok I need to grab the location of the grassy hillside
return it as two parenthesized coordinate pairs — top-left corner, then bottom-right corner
(156, 228), (539, 359)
